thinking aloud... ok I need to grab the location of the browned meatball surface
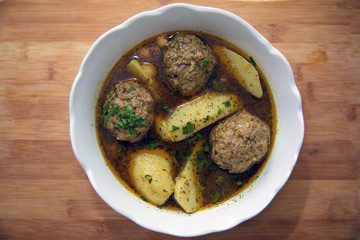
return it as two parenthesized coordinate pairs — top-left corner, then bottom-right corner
(210, 111), (271, 173)
(163, 34), (216, 96)
(102, 80), (155, 143)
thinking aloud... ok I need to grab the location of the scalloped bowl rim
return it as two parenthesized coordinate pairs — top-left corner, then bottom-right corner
(69, 3), (304, 237)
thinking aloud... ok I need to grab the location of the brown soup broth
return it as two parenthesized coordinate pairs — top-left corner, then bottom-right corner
(96, 31), (276, 211)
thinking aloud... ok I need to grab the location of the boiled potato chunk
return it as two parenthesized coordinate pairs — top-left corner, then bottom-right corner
(174, 161), (200, 213)
(213, 46), (263, 98)
(127, 59), (161, 100)
(127, 58), (156, 82)
(174, 140), (203, 213)
(156, 92), (243, 142)
(131, 149), (174, 206)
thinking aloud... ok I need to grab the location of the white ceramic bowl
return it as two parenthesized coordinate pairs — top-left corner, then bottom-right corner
(69, 3), (304, 237)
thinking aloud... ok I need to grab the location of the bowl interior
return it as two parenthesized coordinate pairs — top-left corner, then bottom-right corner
(69, 3), (304, 237)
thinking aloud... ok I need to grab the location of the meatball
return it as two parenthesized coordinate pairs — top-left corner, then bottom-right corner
(163, 34), (216, 96)
(209, 111), (271, 173)
(102, 80), (155, 143)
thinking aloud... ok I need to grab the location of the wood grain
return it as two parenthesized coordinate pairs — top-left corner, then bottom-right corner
(0, 0), (359, 239)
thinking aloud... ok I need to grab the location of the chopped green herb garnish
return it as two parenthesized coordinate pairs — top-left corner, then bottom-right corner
(185, 157), (195, 161)
(182, 122), (194, 135)
(201, 59), (210, 67)
(215, 176), (224, 186)
(102, 103), (146, 136)
(197, 133), (203, 139)
(218, 108), (222, 114)
(212, 83), (221, 92)
(174, 147), (192, 164)
(186, 136), (198, 145)
(187, 122), (194, 134)
(204, 115), (210, 122)
(144, 142), (160, 148)
(196, 150), (207, 169)
(126, 128), (137, 136)
(196, 150), (202, 158)
(133, 135), (160, 149)
(210, 191), (221, 203)
(203, 145), (210, 153)
(127, 86), (136, 93)
(182, 125), (189, 134)
(103, 103), (119, 124)
(198, 159), (206, 169)
(171, 125), (180, 132)
(173, 156), (180, 166)
(224, 101), (231, 107)
(125, 96), (132, 100)
(101, 102), (110, 124)
(249, 56), (256, 67)
(236, 180), (243, 186)
(145, 174), (152, 182)
(117, 120), (125, 128)
(162, 102), (173, 114)
(202, 138), (210, 153)
(197, 182), (204, 191)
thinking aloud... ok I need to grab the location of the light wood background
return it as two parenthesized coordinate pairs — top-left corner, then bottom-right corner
(0, 0), (359, 239)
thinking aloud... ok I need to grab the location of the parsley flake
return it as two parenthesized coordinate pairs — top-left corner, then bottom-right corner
(202, 138), (210, 153)
(162, 102), (173, 114)
(173, 156), (180, 166)
(187, 122), (194, 134)
(145, 142), (160, 148)
(210, 191), (221, 203)
(101, 102), (110, 124)
(249, 56), (256, 67)
(212, 83), (221, 92)
(182, 122), (194, 135)
(171, 125), (180, 132)
(145, 174), (152, 183)
(127, 86), (136, 93)
(203, 145), (210, 153)
(201, 59), (210, 67)
(101, 103), (146, 136)
(215, 176), (224, 186)
(196, 150), (207, 169)
(182, 125), (189, 135)
(224, 101), (231, 107)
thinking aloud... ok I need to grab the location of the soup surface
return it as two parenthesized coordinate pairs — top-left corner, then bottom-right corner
(96, 31), (276, 212)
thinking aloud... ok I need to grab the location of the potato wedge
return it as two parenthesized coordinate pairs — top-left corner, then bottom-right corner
(156, 92), (243, 142)
(131, 149), (174, 206)
(127, 59), (161, 100)
(213, 46), (263, 98)
(174, 140), (203, 213)
(127, 58), (156, 83)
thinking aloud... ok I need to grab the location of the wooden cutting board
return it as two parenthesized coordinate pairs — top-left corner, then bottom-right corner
(0, 0), (358, 239)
